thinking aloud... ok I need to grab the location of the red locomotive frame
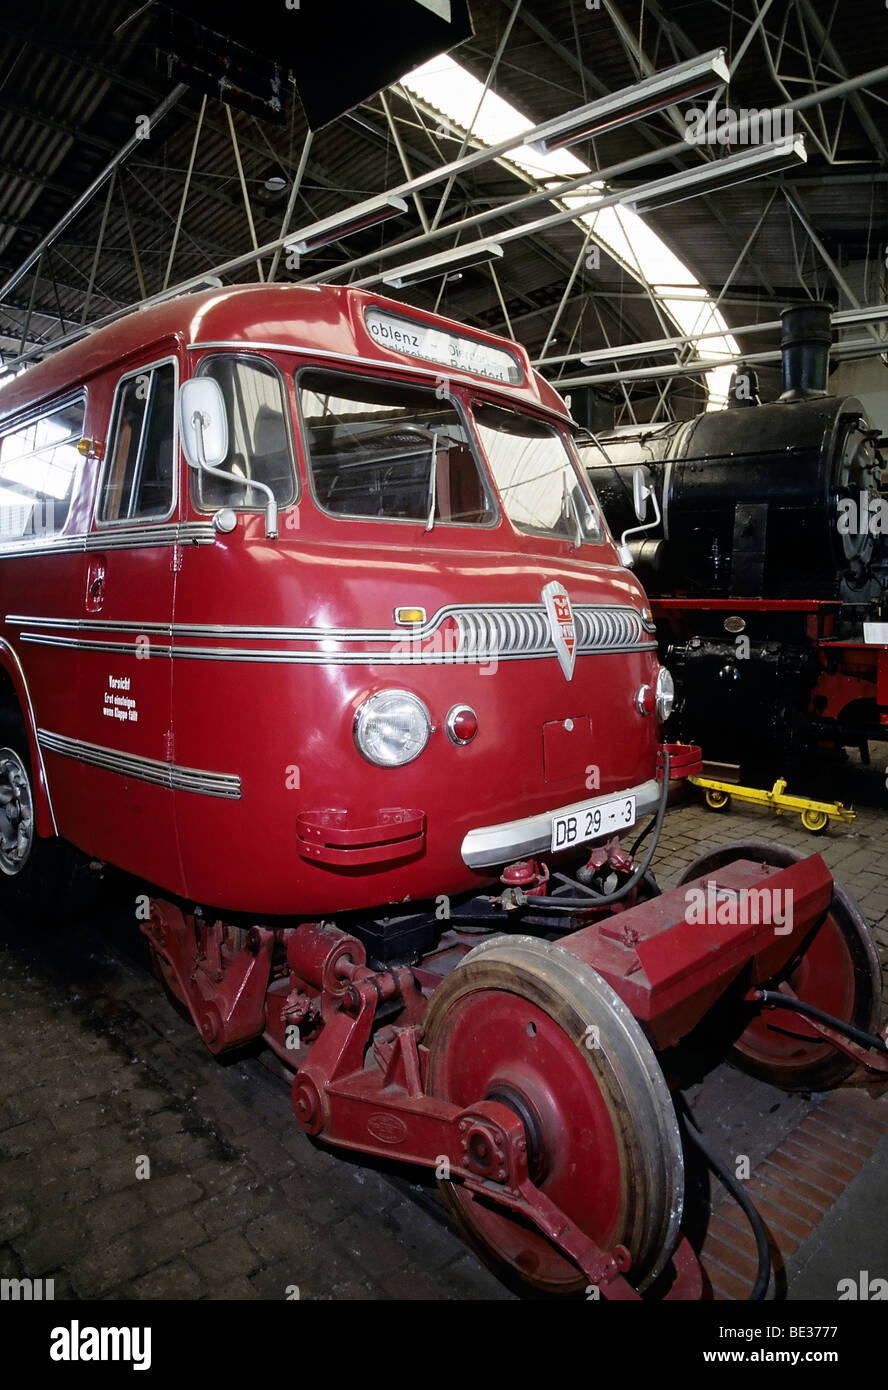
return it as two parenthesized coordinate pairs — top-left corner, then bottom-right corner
(0, 285), (884, 1298)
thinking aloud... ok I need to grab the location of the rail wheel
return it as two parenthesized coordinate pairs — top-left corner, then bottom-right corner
(678, 841), (882, 1090)
(704, 788), (731, 811)
(149, 917), (250, 1023)
(800, 808), (829, 834)
(149, 942), (190, 1015)
(423, 934), (684, 1296)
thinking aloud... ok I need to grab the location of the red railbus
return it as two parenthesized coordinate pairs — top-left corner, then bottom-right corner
(0, 284), (882, 1298)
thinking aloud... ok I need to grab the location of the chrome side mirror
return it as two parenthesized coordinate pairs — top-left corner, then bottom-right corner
(619, 466), (661, 568)
(632, 465), (654, 521)
(179, 378), (229, 469)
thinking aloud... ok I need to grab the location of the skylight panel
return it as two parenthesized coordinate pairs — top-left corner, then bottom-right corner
(401, 54), (740, 410)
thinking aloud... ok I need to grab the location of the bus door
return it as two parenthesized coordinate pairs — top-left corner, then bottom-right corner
(73, 356), (183, 889)
(169, 352), (299, 903)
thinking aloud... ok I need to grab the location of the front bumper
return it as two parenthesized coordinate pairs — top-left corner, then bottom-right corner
(460, 778), (660, 870)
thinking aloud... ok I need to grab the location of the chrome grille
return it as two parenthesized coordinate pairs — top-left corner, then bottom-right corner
(575, 607), (644, 649)
(452, 605), (646, 657)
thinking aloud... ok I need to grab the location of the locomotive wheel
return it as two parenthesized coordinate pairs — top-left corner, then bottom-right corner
(800, 808), (829, 835)
(423, 934), (684, 1296)
(704, 788), (731, 811)
(678, 841), (882, 1091)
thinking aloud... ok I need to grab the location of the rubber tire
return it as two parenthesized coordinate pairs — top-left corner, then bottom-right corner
(0, 714), (65, 915)
(800, 809), (829, 835)
(704, 788), (731, 811)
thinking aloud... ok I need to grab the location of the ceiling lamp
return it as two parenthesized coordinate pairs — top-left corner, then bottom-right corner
(382, 242), (504, 289)
(527, 49), (730, 154)
(627, 135), (806, 214)
(288, 195), (409, 255)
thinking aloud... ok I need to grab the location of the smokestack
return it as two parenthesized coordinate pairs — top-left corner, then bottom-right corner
(778, 302), (832, 402)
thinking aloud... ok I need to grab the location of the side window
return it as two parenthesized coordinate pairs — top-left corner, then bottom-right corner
(0, 395), (85, 541)
(99, 363), (176, 522)
(194, 356), (297, 510)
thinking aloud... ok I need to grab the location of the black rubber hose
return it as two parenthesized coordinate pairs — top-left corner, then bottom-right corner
(754, 989), (888, 1055)
(525, 749), (671, 911)
(681, 1109), (771, 1302)
(630, 813), (658, 858)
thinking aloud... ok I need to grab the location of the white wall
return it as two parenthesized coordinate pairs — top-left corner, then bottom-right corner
(829, 354), (888, 432)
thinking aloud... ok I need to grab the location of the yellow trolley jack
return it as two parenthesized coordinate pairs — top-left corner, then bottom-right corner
(688, 773), (856, 835)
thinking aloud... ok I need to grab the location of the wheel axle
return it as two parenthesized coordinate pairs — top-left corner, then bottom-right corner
(137, 836), (884, 1298)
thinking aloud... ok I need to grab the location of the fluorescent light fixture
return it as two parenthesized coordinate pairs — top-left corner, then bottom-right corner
(835, 303), (888, 327)
(527, 49), (730, 155)
(576, 320), (782, 367)
(289, 195), (409, 255)
(828, 335), (887, 360)
(558, 332), (886, 387)
(383, 242), (504, 289)
(570, 306), (887, 368)
(627, 136), (806, 214)
(149, 275), (223, 308)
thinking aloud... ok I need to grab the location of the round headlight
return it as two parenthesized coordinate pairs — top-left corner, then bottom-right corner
(656, 665), (675, 723)
(354, 690), (431, 767)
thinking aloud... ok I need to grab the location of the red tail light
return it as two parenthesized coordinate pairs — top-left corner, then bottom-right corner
(446, 705), (478, 745)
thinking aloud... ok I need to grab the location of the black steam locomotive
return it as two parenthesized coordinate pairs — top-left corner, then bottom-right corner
(579, 304), (888, 766)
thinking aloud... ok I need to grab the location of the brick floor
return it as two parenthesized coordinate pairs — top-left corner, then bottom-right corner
(698, 1090), (888, 1300)
(1, 747), (887, 1301)
(0, 901), (510, 1302)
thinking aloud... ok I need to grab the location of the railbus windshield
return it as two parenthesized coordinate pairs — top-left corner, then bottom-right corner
(295, 365), (606, 542)
(297, 368), (494, 526)
(471, 401), (605, 545)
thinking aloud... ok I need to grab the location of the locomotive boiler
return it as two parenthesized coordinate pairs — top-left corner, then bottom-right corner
(580, 303), (888, 765)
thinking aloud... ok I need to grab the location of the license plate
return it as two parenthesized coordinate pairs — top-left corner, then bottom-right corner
(551, 794), (636, 852)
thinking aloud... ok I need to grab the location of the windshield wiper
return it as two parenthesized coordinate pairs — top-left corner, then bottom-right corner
(562, 474), (583, 548)
(426, 429), (439, 532)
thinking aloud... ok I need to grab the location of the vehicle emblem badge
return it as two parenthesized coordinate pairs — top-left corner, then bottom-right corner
(542, 580), (576, 681)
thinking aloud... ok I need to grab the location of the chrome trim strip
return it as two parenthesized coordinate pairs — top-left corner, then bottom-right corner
(36, 729), (242, 800)
(460, 779), (660, 870)
(19, 633), (654, 663)
(23, 635), (175, 656)
(0, 638), (58, 834)
(7, 602), (648, 653)
(0, 522), (216, 560)
(8, 617), (172, 635)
